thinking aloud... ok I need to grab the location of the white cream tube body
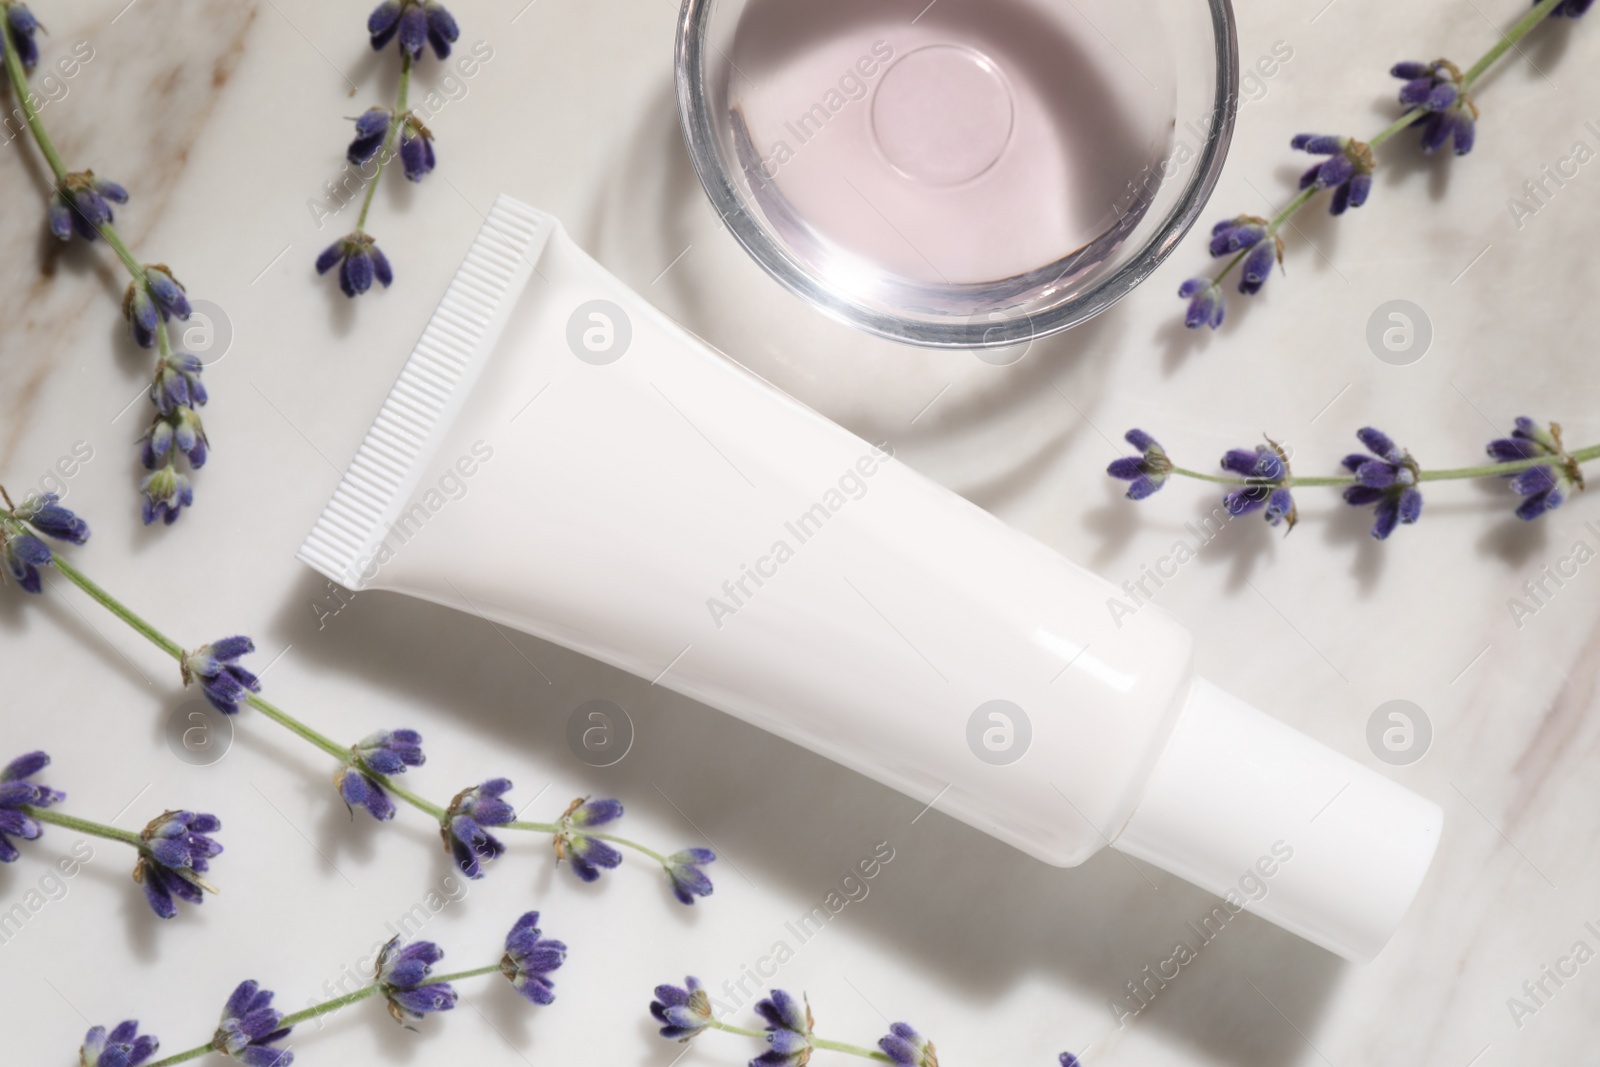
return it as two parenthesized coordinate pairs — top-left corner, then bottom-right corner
(301, 199), (1441, 962)
(300, 198), (1194, 868)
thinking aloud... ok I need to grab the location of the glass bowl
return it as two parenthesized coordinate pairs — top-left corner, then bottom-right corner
(675, 0), (1239, 349)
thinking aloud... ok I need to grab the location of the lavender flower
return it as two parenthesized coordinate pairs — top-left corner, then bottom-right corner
(1207, 214), (1283, 296)
(1178, 277), (1224, 329)
(213, 981), (293, 1067)
(1208, 215), (1267, 257)
(650, 977), (713, 1040)
(140, 409), (208, 471)
(337, 729), (425, 821)
(398, 116), (436, 181)
(183, 636), (261, 715)
(1059, 1056), (1083, 1067)
(1220, 441), (1296, 528)
(879, 1023), (937, 1067)
(5, 1), (40, 71)
(135, 809), (223, 919)
(79, 1021), (159, 1067)
(145, 264), (192, 319)
(1392, 60), (1477, 155)
(151, 352), (207, 415)
(0, 751), (63, 862)
(376, 937), (457, 1023)
(1487, 418), (1582, 520)
(347, 107), (392, 166)
(666, 847), (717, 905)
(1341, 427), (1423, 540)
(50, 170), (128, 242)
(316, 232), (394, 298)
(123, 283), (160, 348)
(554, 797), (623, 882)
(499, 910), (567, 1005)
(2, 491), (86, 592)
(1107, 430), (1172, 500)
(1291, 134), (1375, 215)
(443, 778), (514, 878)
(753, 990), (814, 1067)
(368, 1), (458, 61)
(139, 465), (194, 526)
(1, 527), (52, 593)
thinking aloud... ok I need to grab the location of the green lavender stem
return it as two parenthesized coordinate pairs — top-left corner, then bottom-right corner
(41, 549), (443, 821)
(139, 965), (502, 1067)
(1, 24), (66, 182)
(27, 806), (144, 849)
(2, 23), (151, 289)
(705, 1020), (892, 1062)
(356, 52), (413, 233)
(8, 521), (688, 874)
(1166, 442), (1600, 490)
(1208, 0), (1570, 292)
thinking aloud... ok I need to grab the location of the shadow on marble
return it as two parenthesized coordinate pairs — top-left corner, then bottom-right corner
(262, 566), (1347, 1067)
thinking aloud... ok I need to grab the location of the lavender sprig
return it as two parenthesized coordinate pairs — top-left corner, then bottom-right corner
(316, 2), (457, 298)
(1178, 0), (1580, 329)
(0, 491), (716, 904)
(1107, 419), (1597, 540)
(0, 749), (225, 919)
(85, 913), (560, 1067)
(648, 980), (1083, 1067)
(1, 3), (209, 523)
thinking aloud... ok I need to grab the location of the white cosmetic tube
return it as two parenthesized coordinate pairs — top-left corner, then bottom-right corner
(299, 197), (1441, 962)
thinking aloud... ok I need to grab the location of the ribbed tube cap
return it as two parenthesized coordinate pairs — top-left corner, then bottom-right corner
(1112, 678), (1442, 962)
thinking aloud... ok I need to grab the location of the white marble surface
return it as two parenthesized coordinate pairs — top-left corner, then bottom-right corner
(3, 2), (1600, 1066)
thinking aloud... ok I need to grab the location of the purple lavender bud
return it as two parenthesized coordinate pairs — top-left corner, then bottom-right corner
(347, 106), (392, 166)
(144, 265), (192, 321)
(316, 233), (394, 298)
(398, 121), (436, 182)
(79, 1021), (159, 1067)
(555, 796), (625, 883)
(338, 729), (426, 821)
(139, 465), (195, 526)
(213, 981), (293, 1067)
(754, 990), (815, 1067)
(1237, 239), (1278, 295)
(666, 847), (717, 905)
(879, 1022), (937, 1067)
(1292, 135), (1376, 215)
(0, 751), (63, 861)
(15, 492), (89, 544)
(368, 1), (403, 49)
(1340, 428), (1422, 539)
(1178, 276), (1224, 329)
(5, 3), (41, 71)
(183, 636), (261, 715)
(397, 3), (428, 59)
(136, 809), (223, 919)
(1107, 429), (1172, 500)
(376, 937), (457, 1023)
(443, 778), (514, 878)
(424, 3), (460, 59)
(151, 352), (207, 415)
(123, 282), (160, 348)
(1487, 418), (1579, 520)
(650, 977), (713, 1040)
(500, 911), (568, 1004)
(2, 528), (54, 594)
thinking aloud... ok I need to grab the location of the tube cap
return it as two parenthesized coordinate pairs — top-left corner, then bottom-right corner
(1112, 678), (1442, 962)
